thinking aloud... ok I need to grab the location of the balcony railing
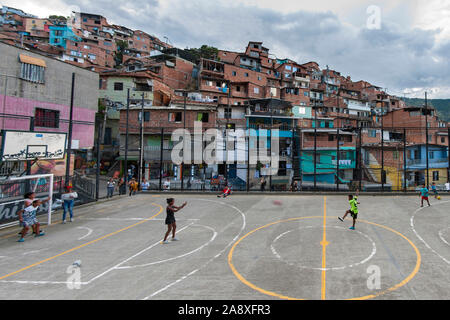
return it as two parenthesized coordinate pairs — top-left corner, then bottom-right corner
(407, 158), (448, 166)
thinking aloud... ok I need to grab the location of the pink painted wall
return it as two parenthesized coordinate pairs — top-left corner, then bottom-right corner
(0, 94), (95, 149)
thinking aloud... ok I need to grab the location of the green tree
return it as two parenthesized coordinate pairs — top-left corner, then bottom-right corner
(185, 45), (219, 63)
(114, 40), (129, 67)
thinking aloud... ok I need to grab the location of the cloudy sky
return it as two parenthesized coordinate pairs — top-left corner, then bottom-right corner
(3, 0), (450, 98)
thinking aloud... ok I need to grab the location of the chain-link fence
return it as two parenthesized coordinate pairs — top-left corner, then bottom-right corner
(119, 125), (450, 193)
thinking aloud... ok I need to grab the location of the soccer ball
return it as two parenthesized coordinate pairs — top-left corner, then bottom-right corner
(437, 196), (441, 200)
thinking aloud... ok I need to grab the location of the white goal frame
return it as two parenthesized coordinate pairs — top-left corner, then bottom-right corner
(4, 173), (54, 226)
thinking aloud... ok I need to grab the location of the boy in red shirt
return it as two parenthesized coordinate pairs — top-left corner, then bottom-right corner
(217, 185), (232, 198)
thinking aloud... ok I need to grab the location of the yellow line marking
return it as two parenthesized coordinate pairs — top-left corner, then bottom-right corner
(228, 216), (421, 300)
(347, 218), (422, 300)
(0, 203), (163, 281)
(320, 196), (328, 300)
(228, 216), (322, 300)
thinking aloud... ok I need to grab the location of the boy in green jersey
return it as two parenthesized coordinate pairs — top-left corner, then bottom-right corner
(338, 189), (359, 230)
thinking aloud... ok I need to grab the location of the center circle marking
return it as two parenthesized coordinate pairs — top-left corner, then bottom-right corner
(228, 216), (421, 300)
(270, 226), (377, 271)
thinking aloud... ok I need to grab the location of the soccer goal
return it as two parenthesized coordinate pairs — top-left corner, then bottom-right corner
(0, 130), (66, 229)
(0, 174), (54, 228)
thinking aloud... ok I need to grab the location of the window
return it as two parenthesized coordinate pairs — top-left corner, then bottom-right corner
(433, 171), (439, 181)
(304, 92), (309, 97)
(197, 112), (209, 123)
(393, 151), (399, 160)
(168, 112), (182, 122)
(232, 71), (236, 76)
(224, 107), (232, 119)
(139, 111), (150, 122)
(369, 130), (377, 138)
(20, 63), (45, 83)
(136, 83), (152, 91)
(114, 82), (123, 91)
(254, 87), (259, 94)
(285, 65), (292, 71)
(84, 45), (90, 49)
(88, 54), (96, 60)
(258, 76), (262, 81)
(244, 72), (249, 77)
(236, 86), (241, 92)
(278, 161), (287, 176)
(429, 151), (434, 159)
(441, 137), (446, 143)
(35, 108), (59, 128)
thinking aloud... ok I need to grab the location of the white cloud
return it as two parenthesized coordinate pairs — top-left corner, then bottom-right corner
(2, 0), (450, 98)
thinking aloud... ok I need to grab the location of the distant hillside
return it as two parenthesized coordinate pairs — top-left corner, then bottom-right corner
(402, 98), (450, 122)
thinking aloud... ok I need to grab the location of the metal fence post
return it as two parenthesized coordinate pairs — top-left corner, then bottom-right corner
(403, 128), (407, 192)
(246, 132), (250, 192)
(159, 128), (164, 191)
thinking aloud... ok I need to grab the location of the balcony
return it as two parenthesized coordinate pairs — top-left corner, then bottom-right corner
(331, 159), (355, 169)
(407, 158), (448, 166)
(248, 123), (292, 131)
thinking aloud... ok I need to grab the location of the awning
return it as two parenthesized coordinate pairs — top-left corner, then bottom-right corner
(19, 54), (46, 68)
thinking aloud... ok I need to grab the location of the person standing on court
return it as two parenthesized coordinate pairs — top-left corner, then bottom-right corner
(128, 178), (138, 196)
(106, 178), (115, 198)
(61, 186), (78, 223)
(162, 198), (187, 244)
(260, 178), (266, 191)
(118, 176), (126, 195)
(420, 184), (431, 207)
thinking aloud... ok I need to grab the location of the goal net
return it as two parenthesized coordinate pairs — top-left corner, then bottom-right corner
(0, 174), (55, 229)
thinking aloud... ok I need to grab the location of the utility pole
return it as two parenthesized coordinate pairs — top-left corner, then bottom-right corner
(124, 88), (130, 185)
(181, 91), (187, 190)
(138, 93), (144, 185)
(314, 99), (317, 191)
(95, 119), (102, 200)
(336, 127), (340, 191)
(403, 128), (407, 192)
(65, 72), (75, 186)
(425, 91), (429, 188)
(381, 114), (384, 191)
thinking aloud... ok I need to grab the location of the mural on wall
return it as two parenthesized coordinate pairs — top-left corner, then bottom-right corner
(29, 155), (74, 177)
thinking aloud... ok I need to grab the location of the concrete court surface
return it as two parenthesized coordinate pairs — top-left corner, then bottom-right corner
(0, 193), (449, 300)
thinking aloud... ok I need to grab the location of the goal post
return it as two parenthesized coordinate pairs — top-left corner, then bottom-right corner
(0, 173), (54, 228)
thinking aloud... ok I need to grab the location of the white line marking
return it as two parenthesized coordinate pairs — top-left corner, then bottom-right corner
(270, 226), (377, 271)
(85, 223), (194, 285)
(0, 280), (88, 285)
(77, 227), (93, 240)
(438, 227), (450, 246)
(142, 269), (199, 300)
(410, 200), (450, 265)
(23, 248), (49, 256)
(80, 217), (199, 222)
(117, 224), (217, 269)
(142, 199), (246, 300)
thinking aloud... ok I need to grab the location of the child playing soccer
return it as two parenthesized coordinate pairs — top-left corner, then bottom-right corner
(17, 200), (45, 242)
(162, 198), (187, 244)
(431, 182), (439, 199)
(217, 185), (232, 198)
(338, 189), (359, 230)
(420, 184), (431, 207)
